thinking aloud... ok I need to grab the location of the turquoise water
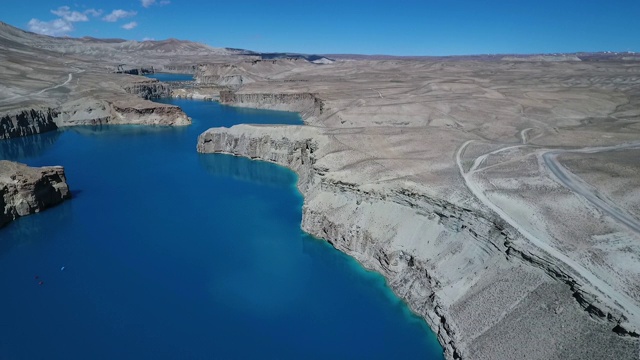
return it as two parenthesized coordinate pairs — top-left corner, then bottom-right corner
(0, 98), (443, 359)
(145, 73), (194, 82)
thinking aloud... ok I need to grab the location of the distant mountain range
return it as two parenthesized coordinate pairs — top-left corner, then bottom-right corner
(0, 21), (245, 59)
(1, 21), (637, 64)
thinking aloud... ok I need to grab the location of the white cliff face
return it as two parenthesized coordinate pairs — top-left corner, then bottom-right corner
(0, 160), (71, 227)
(198, 124), (639, 360)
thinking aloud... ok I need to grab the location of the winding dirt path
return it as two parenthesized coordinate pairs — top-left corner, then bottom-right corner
(542, 143), (640, 235)
(0, 71), (81, 105)
(34, 73), (73, 95)
(457, 140), (640, 325)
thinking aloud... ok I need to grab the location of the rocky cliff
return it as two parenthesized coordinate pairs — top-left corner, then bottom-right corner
(123, 79), (172, 100)
(0, 98), (190, 139)
(108, 101), (190, 126)
(219, 91), (324, 123)
(198, 125), (639, 360)
(56, 97), (190, 127)
(0, 160), (71, 228)
(0, 108), (60, 140)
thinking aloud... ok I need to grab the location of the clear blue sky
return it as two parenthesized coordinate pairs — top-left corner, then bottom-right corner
(2, 0), (638, 55)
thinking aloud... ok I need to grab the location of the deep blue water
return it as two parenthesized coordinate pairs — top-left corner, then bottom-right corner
(0, 98), (443, 359)
(145, 73), (194, 82)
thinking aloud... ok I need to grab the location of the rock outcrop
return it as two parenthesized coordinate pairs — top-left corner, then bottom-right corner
(108, 101), (190, 126)
(0, 160), (71, 227)
(198, 125), (639, 360)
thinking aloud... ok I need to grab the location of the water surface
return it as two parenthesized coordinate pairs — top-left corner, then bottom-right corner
(145, 73), (194, 82)
(0, 99), (443, 359)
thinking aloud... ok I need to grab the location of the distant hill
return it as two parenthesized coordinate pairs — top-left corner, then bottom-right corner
(0, 21), (247, 60)
(2, 21), (637, 66)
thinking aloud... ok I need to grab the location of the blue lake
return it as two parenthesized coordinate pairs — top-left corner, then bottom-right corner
(0, 98), (443, 359)
(145, 73), (194, 82)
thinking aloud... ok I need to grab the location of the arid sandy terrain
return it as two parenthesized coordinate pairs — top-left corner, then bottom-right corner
(2, 21), (640, 359)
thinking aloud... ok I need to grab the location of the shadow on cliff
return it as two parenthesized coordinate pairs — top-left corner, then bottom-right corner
(0, 130), (61, 161)
(198, 153), (297, 188)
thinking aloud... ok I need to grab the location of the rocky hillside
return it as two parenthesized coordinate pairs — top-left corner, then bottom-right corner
(0, 21), (241, 61)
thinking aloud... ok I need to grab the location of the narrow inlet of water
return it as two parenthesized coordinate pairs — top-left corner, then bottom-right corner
(0, 97), (443, 359)
(145, 73), (195, 82)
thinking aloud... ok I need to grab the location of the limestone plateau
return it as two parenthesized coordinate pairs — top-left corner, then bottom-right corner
(3, 20), (640, 360)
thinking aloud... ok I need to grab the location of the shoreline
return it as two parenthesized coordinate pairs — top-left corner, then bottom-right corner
(200, 143), (454, 357)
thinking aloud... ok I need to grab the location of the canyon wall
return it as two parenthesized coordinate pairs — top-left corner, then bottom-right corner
(219, 91), (324, 123)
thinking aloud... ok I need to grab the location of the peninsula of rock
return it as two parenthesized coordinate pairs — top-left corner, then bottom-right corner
(0, 160), (70, 227)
